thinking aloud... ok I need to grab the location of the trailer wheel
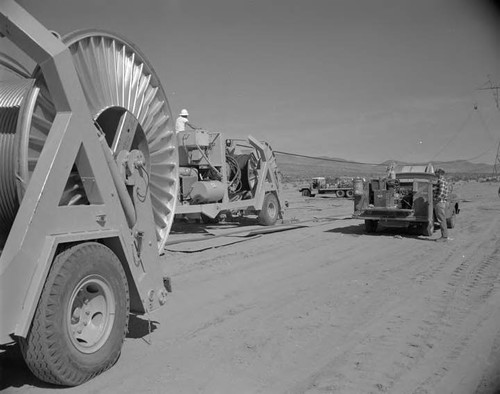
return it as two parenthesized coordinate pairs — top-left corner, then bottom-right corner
(20, 242), (129, 386)
(258, 192), (279, 226)
(346, 190), (354, 198)
(422, 220), (434, 236)
(447, 211), (456, 229)
(365, 220), (378, 233)
(302, 189), (311, 197)
(336, 190), (345, 198)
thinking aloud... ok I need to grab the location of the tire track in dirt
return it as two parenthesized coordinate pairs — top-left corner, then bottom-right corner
(289, 203), (500, 393)
(406, 242), (500, 393)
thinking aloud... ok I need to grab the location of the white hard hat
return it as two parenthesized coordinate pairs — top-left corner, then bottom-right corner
(180, 109), (189, 116)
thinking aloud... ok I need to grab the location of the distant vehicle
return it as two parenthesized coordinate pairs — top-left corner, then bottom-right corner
(299, 176), (354, 198)
(353, 165), (459, 235)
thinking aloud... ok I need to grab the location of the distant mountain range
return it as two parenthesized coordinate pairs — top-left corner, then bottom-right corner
(275, 153), (495, 181)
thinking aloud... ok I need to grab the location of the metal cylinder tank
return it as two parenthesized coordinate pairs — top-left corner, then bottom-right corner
(353, 177), (364, 196)
(190, 181), (225, 203)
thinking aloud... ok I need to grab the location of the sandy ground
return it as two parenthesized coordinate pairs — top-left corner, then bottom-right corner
(2, 181), (500, 394)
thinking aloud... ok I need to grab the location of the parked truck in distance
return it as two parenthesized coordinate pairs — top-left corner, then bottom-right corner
(353, 164), (459, 235)
(299, 176), (354, 198)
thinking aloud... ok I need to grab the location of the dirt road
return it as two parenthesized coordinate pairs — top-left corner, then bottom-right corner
(2, 181), (500, 394)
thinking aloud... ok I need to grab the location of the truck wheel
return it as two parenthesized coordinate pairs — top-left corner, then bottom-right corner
(422, 221), (434, 236)
(346, 190), (354, 198)
(447, 211), (456, 229)
(302, 189), (311, 197)
(258, 193), (279, 226)
(365, 220), (378, 233)
(20, 242), (129, 386)
(336, 190), (345, 198)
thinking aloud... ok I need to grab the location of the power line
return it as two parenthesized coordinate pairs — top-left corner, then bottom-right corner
(273, 150), (386, 167)
(430, 106), (475, 161)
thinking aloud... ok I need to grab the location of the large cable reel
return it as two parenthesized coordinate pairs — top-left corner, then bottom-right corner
(0, 30), (178, 250)
(0, 79), (53, 242)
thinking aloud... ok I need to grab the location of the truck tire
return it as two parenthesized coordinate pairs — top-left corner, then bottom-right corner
(346, 190), (354, 198)
(258, 192), (279, 226)
(422, 220), (434, 236)
(20, 242), (129, 386)
(365, 219), (378, 233)
(336, 190), (345, 198)
(301, 189), (311, 197)
(447, 211), (456, 229)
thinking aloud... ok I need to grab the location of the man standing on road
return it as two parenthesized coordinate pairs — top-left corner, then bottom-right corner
(175, 109), (198, 133)
(433, 168), (449, 242)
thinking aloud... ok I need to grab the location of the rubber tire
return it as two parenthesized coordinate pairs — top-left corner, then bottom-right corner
(20, 242), (129, 386)
(302, 189), (311, 197)
(336, 190), (345, 198)
(346, 190), (354, 198)
(365, 219), (378, 233)
(258, 192), (280, 226)
(447, 211), (456, 229)
(422, 220), (434, 236)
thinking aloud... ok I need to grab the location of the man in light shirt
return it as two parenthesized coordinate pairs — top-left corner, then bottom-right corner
(433, 168), (449, 242)
(175, 109), (197, 133)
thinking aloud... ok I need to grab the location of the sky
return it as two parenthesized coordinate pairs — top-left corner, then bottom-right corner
(1, 0), (500, 164)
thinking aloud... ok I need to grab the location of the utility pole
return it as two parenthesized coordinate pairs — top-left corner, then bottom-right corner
(478, 78), (500, 110)
(477, 78), (500, 175)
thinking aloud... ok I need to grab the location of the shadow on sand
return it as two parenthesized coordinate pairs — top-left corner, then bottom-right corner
(325, 222), (438, 241)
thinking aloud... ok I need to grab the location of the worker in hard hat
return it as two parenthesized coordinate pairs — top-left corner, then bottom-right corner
(175, 109), (198, 133)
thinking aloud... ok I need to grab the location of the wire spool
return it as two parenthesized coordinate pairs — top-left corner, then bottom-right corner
(2, 30), (178, 251)
(235, 153), (258, 191)
(0, 79), (55, 241)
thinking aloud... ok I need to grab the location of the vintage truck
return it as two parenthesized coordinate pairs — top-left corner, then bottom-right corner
(299, 176), (354, 198)
(353, 165), (459, 235)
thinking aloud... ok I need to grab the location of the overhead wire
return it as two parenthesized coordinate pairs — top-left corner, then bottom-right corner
(430, 106), (476, 161)
(273, 150), (386, 167)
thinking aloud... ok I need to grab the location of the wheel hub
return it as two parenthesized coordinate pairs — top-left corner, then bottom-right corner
(68, 275), (116, 354)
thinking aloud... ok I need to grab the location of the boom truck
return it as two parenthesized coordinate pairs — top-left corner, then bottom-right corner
(0, 1), (180, 386)
(175, 130), (284, 225)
